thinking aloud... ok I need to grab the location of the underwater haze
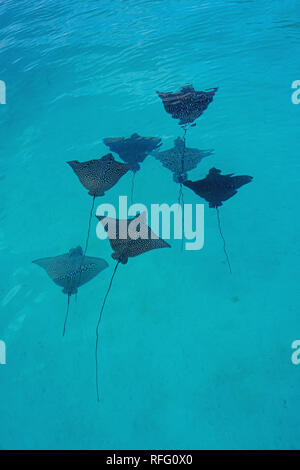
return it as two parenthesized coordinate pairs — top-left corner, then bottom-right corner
(0, 0), (300, 450)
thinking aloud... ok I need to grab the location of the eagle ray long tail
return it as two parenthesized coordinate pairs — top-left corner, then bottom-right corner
(96, 260), (120, 401)
(84, 195), (96, 255)
(178, 125), (188, 207)
(178, 183), (184, 205)
(178, 125), (188, 251)
(74, 195), (96, 303)
(178, 184), (185, 251)
(216, 207), (232, 274)
(62, 294), (71, 337)
(131, 172), (135, 205)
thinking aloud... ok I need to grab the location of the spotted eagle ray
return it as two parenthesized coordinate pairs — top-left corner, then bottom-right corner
(67, 154), (130, 255)
(33, 246), (108, 335)
(152, 136), (213, 187)
(103, 133), (162, 203)
(156, 84), (218, 126)
(184, 168), (253, 273)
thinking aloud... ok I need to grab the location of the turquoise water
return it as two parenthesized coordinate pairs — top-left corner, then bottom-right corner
(0, 0), (300, 450)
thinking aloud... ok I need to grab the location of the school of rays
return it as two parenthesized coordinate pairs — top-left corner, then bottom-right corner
(33, 84), (253, 400)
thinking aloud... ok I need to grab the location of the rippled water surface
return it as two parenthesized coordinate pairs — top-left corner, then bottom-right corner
(0, 0), (300, 450)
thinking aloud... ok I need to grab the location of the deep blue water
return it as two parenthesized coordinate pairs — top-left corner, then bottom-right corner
(0, 0), (300, 450)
